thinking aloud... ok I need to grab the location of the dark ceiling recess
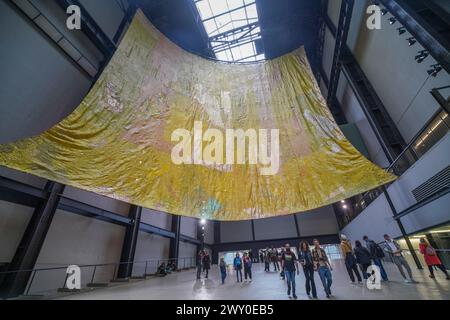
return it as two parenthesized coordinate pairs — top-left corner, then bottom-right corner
(130, 0), (321, 71)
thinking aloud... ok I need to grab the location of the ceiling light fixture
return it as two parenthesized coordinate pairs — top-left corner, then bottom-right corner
(427, 64), (443, 77)
(388, 17), (397, 25)
(414, 50), (429, 63)
(381, 9), (388, 16)
(407, 37), (416, 46)
(397, 27), (406, 35)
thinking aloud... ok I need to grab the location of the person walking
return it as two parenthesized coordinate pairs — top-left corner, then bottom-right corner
(281, 243), (299, 299)
(270, 246), (280, 272)
(219, 258), (227, 284)
(243, 252), (253, 282)
(233, 253), (243, 283)
(312, 239), (333, 298)
(196, 250), (204, 280)
(354, 240), (372, 279)
(340, 234), (363, 284)
(363, 235), (388, 281)
(299, 240), (317, 299)
(264, 250), (270, 272)
(419, 238), (449, 280)
(203, 251), (211, 279)
(383, 234), (415, 283)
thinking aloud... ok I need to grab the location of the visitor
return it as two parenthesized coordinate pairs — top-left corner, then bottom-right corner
(157, 262), (167, 277)
(383, 234), (415, 283)
(264, 250), (270, 272)
(243, 252), (253, 282)
(363, 235), (388, 281)
(196, 250), (204, 280)
(233, 253), (243, 282)
(203, 251), (211, 279)
(281, 243), (299, 299)
(279, 247), (285, 280)
(219, 258), (227, 284)
(340, 234), (362, 284)
(354, 240), (372, 279)
(312, 239), (333, 298)
(299, 240), (317, 299)
(270, 246), (280, 272)
(259, 252), (264, 264)
(419, 238), (449, 280)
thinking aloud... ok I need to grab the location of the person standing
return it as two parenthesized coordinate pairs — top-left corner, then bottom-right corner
(281, 243), (299, 299)
(312, 239), (333, 298)
(233, 253), (243, 283)
(203, 251), (211, 279)
(219, 258), (227, 284)
(243, 252), (253, 282)
(270, 246), (280, 272)
(363, 235), (388, 281)
(196, 250), (204, 280)
(354, 240), (372, 279)
(419, 238), (449, 280)
(340, 235), (362, 284)
(264, 250), (270, 272)
(383, 234), (415, 283)
(299, 240), (317, 299)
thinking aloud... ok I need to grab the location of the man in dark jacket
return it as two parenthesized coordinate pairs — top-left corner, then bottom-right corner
(354, 240), (372, 279)
(363, 235), (388, 281)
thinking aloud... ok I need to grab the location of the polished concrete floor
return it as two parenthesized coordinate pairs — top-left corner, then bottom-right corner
(57, 260), (450, 300)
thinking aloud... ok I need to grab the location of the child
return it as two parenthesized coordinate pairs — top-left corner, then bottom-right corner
(219, 258), (227, 284)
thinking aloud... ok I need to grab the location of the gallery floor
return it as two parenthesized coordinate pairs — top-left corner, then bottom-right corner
(55, 259), (450, 300)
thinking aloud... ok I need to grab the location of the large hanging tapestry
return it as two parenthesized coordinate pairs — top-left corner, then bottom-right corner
(0, 11), (395, 221)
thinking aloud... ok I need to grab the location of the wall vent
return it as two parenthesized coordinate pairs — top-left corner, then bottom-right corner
(412, 165), (450, 202)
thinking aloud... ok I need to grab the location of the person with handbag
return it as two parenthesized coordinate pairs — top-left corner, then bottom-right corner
(340, 234), (362, 284)
(419, 238), (449, 280)
(281, 243), (299, 299)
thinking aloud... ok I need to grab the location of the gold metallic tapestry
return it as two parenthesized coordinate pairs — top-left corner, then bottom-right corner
(0, 11), (395, 221)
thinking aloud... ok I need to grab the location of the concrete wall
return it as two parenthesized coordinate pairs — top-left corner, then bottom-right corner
(0, 0), (92, 143)
(132, 232), (170, 276)
(341, 134), (450, 243)
(0, 201), (33, 263)
(220, 206), (339, 244)
(28, 209), (125, 294)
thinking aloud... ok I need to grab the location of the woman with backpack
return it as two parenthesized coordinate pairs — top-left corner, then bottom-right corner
(419, 238), (450, 280)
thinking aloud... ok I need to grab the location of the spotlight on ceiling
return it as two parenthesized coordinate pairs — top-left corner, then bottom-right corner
(340, 200), (346, 203)
(397, 27), (406, 35)
(200, 219), (206, 225)
(414, 50), (429, 63)
(427, 64), (443, 77)
(388, 17), (397, 25)
(407, 37), (416, 46)
(342, 204), (348, 209)
(381, 9), (388, 16)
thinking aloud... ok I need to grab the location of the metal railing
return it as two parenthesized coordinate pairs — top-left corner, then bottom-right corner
(0, 257), (196, 298)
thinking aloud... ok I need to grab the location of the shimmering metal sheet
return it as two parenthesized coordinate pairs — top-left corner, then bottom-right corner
(0, 11), (396, 221)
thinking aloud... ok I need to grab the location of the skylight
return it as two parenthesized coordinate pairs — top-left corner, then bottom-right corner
(194, 0), (265, 62)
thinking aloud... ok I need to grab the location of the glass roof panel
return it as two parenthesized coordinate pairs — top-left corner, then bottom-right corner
(194, 0), (265, 62)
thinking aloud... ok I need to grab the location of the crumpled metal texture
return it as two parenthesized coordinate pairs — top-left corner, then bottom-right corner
(0, 11), (396, 221)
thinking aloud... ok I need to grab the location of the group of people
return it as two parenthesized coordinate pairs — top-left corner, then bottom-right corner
(196, 249), (211, 280)
(195, 233), (449, 299)
(341, 234), (449, 285)
(261, 247), (281, 272)
(156, 261), (177, 276)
